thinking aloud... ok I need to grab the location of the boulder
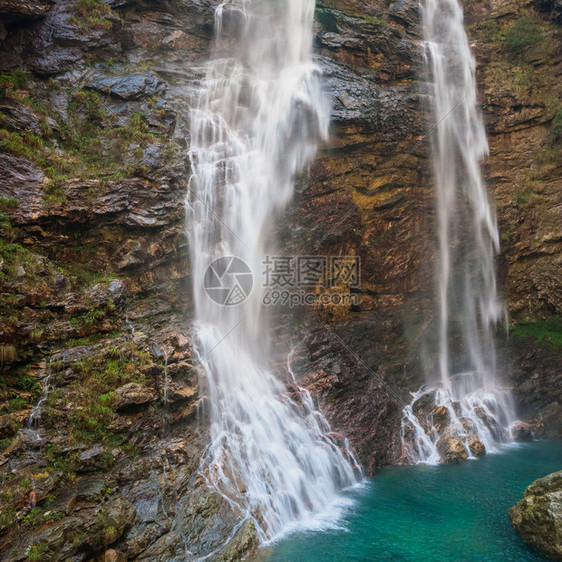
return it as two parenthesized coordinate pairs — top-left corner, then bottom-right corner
(510, 471), (562, 560)
(437, 436), (469, 463)
(87, 72), (164, 101)
(115, 383), (156, 410)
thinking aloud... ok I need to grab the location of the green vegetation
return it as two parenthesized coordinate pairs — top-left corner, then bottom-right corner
(44, 342), (153, 449)
(0, 67), (175, 187)
(69, 0), (113, 31)
(511, 315), (562, 347)
(70, 308), (106, 330)
(363, 15), (386, 26)
(0, 128), (46, 163)
(505, 17), (544, 56)
(26, 542), (47, 561)
(0, 208), (37, 279)
(0, 69), (28, 93)
(472, 19), (501, 42)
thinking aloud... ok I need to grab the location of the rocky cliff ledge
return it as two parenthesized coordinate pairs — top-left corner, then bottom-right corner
(0, 0), (560, 559)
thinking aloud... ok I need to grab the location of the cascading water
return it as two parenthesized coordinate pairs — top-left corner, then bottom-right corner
(187, 0), (359, 542)
(401, 0), (517, 463)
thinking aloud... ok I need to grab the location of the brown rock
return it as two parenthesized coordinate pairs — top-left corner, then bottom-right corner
(437, 436), (469, 463)
(114, 383), (156, 411)
(431, 405), (450, 433)
(468, 437), (486, 458)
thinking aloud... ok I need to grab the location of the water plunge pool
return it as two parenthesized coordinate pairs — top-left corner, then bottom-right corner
(267, 440), (562, 561)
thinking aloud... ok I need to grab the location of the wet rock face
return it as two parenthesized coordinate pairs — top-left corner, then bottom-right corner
(510, 471), (562, 560)
(286, 319), (404, 473)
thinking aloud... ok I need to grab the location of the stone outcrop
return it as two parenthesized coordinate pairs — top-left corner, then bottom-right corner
(510, 470), (562, 560)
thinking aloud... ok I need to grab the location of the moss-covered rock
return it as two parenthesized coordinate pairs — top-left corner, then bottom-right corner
(510, 470), (562, 560)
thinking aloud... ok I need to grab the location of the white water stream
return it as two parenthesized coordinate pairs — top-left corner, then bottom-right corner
(187, 0), (359, 542)
(401, 0), (517, 463)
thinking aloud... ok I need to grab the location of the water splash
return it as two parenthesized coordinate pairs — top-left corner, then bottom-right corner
(401, 0), (516, 463)
(187, 0), (359, 542)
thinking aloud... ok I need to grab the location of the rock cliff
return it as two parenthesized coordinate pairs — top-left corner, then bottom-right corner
(0, 0), (560, 558)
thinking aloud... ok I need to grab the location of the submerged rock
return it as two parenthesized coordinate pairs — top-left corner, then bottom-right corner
(510, 471), (562, 560)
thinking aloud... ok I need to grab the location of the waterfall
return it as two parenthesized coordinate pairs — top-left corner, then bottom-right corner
(187, 0), (359, 542)
(401, 0), (516, 463)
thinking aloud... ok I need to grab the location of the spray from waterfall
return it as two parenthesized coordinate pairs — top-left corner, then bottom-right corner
(187, 0), (359, 542)
(401, 0), (517, 463)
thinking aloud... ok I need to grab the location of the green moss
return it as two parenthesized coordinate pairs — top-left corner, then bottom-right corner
(477, 19), (501, 42)
(0, 396), (27, 414)
(14, 373), (41, 394)
(70, 308), (106, 330)
(44, 443), (76, 477)
(68, 403), (116, 444)
(511, 315), (562, 347)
